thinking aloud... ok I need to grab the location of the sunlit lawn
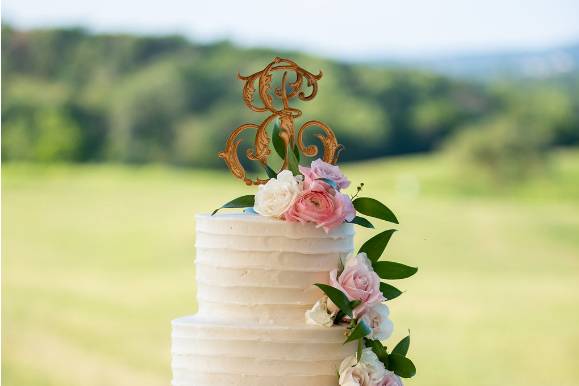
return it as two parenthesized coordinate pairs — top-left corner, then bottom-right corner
(2, 150), (579, 386)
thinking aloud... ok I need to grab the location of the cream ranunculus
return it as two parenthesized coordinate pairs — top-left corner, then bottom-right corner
(339, 348), (387, 386)
(305, 297), (335, 327)
(361, 303), (394, 341)
(253, 170), (302, 218)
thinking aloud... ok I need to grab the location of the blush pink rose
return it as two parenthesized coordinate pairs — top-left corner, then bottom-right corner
(376, 371), (404, 386)
(284, 181), (355, 233)
(299, 158), (351, 190)
(330, 253), (385, 316)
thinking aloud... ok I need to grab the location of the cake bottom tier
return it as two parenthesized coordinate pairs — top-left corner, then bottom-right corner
(171, 315), (355, 386)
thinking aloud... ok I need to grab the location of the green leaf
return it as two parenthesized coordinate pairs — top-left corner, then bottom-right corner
(287, 143), (301, 176)
(314, 284), (353, 317)
(334, 310), (346, 323)
(272, 120), (286, 160)
(344, 319), (372, 344)
(366, 338), (389, 366)
(316, 177), (339, 190)
(211, 195), (255, 215)
(388, 353), (416, 378)
(337, 255), (345, 276)
(353, 197), (398, 224)
(392, 335), (410, 356)
(263, 164), (277, 178)
(372, 261), (418, 280)
(380, 282), (403, 300)
(359, 229), (396, 262)
(293, 144), (301, 162)
(356, 339), (364, 363)
(348, 216), (375, 228)
(350, 300), (362, 310)
(272, 120), (301, 165)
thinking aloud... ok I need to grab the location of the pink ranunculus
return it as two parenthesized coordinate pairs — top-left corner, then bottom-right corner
(299, 158), (351, 190)
(330, 253), (385, 316)
(284, 180), (355, 233)
(376, 371), (404, 386)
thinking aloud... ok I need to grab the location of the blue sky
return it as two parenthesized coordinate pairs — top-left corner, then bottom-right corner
(3, 0), (579, 59)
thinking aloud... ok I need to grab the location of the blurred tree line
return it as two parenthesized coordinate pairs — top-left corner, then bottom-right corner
(2, 25), (578, 175)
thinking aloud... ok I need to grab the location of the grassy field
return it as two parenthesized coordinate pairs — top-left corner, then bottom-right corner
(2, 150), (579, 386)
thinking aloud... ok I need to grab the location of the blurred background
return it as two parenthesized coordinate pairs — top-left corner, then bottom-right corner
(2, 1), (578, 385)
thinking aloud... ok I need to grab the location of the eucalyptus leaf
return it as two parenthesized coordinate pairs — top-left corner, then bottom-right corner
(353, 197), (399, 224)
(264, 164), (277, 178)
(243, 207), (258, 215)
(211, 195), (255, 215)
(272, 120), (286, 160)
(388, 353), (416, 378)
(348, 216), (375, 228)
(380, 282), (403, 300)
(344, 319), (372, 344)
(372, 261), (418, 280)
(316, 178), (339, 190)
(366, 338), (389, 366)
(359, 229), (397, 262)
(314, 284), (353, 317)
(392, 335), (410, 356)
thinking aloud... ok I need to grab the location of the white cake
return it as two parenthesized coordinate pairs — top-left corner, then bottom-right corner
(171, 213), (357, 386)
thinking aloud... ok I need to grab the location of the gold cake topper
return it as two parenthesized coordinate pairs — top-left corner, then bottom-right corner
(219, 57), (342, 185)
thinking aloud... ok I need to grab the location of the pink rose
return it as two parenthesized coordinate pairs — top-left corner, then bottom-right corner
(330, 253), (385, 316)
(284, 181), (355, 233)
(299, 158), (351, 190)
(376, 371), (404, 386)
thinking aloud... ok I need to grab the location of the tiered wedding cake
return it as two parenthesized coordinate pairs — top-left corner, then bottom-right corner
(171, 214), (356, 386)
(171, 58), (417, 386)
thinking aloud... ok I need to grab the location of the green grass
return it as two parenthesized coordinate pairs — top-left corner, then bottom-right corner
(3, 150), (579, 386)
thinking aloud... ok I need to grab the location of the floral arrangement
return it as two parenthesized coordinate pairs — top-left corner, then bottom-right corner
(214, 151), (418, 386)
(308, 247), (416, 386)
(213, 58), (417, 386)
(212, 115), (418, 386)
(252, 159), (355, 232)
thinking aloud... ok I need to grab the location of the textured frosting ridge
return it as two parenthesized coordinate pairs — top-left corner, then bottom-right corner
(171, 213), (356, 386)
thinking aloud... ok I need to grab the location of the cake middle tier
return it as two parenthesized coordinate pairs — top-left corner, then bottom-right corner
(194, 213), (355, 325)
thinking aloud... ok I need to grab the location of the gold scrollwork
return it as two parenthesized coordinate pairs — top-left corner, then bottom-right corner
(218, 57), (342, 185)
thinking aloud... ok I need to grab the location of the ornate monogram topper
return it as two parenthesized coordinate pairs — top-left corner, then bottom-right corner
(219, 57), (342, 185)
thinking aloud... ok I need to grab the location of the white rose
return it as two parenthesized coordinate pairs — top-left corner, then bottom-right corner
(305, 298), (335, 327)
(361, 303), (394, 341)
(339, 365), (371, 386)
(253, 170), (302, 217)
(339, 348), (387, 386)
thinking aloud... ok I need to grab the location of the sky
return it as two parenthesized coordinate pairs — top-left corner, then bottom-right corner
(3, 0), (579, 60)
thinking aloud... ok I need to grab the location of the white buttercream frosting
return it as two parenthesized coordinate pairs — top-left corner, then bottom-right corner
(172, 213), (355, 386)
(194, 213), (354, 325)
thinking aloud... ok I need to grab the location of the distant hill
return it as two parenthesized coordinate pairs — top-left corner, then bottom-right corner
(394, 43), (579, 81)
(2, 25), (577, 168)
